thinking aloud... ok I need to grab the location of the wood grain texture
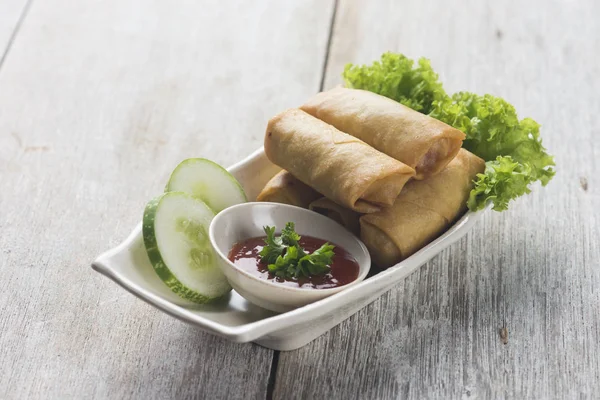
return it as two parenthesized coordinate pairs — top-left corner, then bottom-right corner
(0, 0), (29, 60)
(0, 0), (334, 398)
(274, 0), (600, 398)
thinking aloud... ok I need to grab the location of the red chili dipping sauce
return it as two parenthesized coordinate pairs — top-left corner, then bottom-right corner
(228, 236), (359, 289)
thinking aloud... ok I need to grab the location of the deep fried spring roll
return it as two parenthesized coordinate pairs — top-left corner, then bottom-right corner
(301, 87), (466, 180)
(256, 170), (321, 208)
(309, 197), (361, 235)
(359, 149), (485, 268)
(264, 109), (415, 213)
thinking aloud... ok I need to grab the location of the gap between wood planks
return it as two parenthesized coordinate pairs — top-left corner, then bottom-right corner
(0, 0), (34, 72)
(265, 0), (339, 399)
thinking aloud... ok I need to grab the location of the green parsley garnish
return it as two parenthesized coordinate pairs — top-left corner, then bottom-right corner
(258, 222), (335, 280)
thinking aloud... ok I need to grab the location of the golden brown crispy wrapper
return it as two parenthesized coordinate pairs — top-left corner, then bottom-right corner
(264, 109), (415, 213)
(309, 197), (361, 235)
(359, 149), (485, 268)
(256, 170), (321, 208)
(301, 87), (465, 180)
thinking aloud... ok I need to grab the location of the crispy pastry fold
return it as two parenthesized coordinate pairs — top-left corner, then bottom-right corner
(360, 149), (485, 267)
(256, 170), (321, 208)
(302, 87), (465, 179)
(264, 109), (415, 213)
(309, 197), (361, 235)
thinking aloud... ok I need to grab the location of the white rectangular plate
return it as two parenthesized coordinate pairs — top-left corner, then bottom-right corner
(92, 148), (486, 351)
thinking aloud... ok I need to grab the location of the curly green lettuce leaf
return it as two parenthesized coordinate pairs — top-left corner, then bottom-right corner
(343, 53), (555, 212)
(430, 92), (555, 209)
(468, 156), (535, 211)
(343, 52), (447, 114)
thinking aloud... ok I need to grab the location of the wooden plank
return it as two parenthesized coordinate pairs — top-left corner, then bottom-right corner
(274, 0), (600, 398)
(0, 0), (29, 60)
(0, 0), (334, 398)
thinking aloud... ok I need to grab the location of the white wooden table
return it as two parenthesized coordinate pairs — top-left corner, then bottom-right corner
(1, 1), (598, 398)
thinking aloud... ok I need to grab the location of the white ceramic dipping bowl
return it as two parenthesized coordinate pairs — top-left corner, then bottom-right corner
(209, 202), (371, 313)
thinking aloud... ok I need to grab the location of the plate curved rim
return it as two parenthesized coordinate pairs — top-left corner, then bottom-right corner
(91, 148), (489, 343)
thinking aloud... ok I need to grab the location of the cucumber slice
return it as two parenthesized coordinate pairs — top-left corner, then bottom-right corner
(142, 192), (231, 303)
(165, 158), (247, 213)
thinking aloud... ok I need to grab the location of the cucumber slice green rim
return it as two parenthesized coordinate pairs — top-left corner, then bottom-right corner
(142, 191), (231, 304)
(165, 158), (247, 213)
